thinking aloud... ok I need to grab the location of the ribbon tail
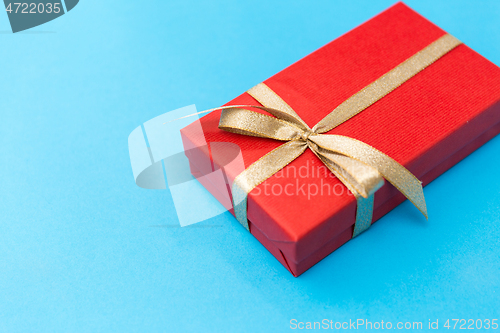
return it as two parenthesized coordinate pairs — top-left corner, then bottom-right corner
(231, 140), (308, 230)
(316, 149), (384, 198)
(310, 134), (428, 219)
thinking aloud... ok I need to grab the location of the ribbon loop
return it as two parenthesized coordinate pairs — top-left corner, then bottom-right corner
(247, 83), (312, 132)
(219, 107), (305, 141)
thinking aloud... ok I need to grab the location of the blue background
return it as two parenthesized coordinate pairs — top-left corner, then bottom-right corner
(1, 0), (499, 332)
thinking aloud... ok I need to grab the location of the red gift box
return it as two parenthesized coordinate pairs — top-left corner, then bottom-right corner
(180, 2), (500, 276)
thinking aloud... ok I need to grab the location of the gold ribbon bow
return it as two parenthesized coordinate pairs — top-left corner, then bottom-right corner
(212, 34), (461, 236)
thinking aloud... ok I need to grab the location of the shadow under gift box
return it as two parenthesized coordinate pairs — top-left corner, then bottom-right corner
(180, 2), (500, 277)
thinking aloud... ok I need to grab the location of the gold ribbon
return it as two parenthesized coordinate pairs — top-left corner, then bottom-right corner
(214, 34), (461, 237)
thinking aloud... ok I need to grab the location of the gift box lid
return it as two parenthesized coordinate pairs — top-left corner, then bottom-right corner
(180, 2), (500, 269)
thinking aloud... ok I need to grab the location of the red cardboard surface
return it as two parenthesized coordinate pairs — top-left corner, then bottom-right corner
(180, 2), (500, 276)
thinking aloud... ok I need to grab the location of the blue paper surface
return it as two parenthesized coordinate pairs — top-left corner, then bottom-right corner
(0, 1), (499, 332)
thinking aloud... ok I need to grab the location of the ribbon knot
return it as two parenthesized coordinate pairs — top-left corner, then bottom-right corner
(211, 34), (461, 236)
(300, 130), (313, 142)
